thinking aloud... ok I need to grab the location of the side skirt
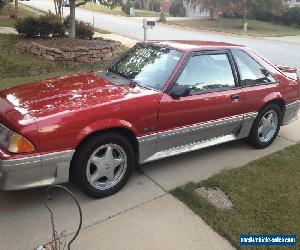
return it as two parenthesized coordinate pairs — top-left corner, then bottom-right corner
(138, 112), (258, 164)
(142, 134), (236, 163)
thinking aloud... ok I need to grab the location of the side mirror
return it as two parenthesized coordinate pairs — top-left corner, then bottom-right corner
(169, 85), (189, 98)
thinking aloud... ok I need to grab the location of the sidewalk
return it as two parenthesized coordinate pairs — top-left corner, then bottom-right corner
(263, 35), (300, 45)
(0, 27), (17, 35)
(94, 32), (137, 47)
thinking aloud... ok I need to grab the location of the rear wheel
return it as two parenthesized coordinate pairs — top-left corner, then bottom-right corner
(72, 133), (135, 198)
(247, 104), (282, 148)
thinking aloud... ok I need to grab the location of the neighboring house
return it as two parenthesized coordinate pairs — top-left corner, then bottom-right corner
(283, 0), (300, 8)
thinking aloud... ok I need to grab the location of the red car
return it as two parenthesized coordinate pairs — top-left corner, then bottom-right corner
(0, 41), (299, 198)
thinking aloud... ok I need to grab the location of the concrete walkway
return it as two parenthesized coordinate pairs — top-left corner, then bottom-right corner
(0, 27), (17, 35)
(0, 114), (299, 250)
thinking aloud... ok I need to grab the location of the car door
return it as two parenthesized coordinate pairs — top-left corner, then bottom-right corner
(156, 50), (246, 153)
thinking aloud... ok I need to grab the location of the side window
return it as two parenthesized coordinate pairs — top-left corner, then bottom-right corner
(232, 49), (276, 86)
(176, 53), (236, 95)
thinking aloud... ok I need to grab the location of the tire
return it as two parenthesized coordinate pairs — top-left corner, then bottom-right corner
(247, 103), (282, 149)
(71, 133), (135, 198)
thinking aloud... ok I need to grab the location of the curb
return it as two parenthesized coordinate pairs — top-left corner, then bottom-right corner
(160, 22), (300, 45)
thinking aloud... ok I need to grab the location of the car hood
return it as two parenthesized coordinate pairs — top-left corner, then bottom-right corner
(0, 73), (154, 120)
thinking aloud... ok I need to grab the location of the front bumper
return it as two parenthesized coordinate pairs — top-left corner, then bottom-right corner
(0, 149), (74, 190)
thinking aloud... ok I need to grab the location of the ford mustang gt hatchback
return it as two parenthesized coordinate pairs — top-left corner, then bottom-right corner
(0, 41), (299, 198)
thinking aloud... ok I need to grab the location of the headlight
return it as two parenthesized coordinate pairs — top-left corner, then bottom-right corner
(0, 124), (35, 153)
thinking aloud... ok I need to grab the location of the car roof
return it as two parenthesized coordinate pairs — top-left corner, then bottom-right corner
(146, 40), (245, 51)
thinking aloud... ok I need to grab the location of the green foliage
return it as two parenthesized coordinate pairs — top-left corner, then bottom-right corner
(281, 7), (300, 27)
(75, 20), (94, 39)
(15, 13), (65, 38)
(252, 0), (287, 23)
(64, 15), (94, 39)
(0, 0), (5, 12)
(169, 0), (184, 17)
(148, 0), (161, 12)
(121, 1), (132, 15)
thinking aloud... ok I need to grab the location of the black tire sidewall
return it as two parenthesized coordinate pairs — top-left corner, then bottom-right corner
(72, 133), (135, 198)
(248, 104), (282, 149)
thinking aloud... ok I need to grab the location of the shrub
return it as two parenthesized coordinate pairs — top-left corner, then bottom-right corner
(15, 13), (65, 38)
(253, 9), (275, 22)
(281, 7), (300, 27)
(169, 0), (185, 17)
(75, 20), (94, 39)
(64, 16), (94, 39)
(0, 0), (6, 12)
(121, 2), (132, 15)
(15, 16), (38, 37)
(148, 0), (161, 12)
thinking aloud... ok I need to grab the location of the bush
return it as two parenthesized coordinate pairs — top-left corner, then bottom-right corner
(64, 16), (94, 39)
(15, 13), (65, 38)
(121, 2), (132, 15)
(75, 20), (94, 39)
(148, 0), (161, 12)
(0, 0), (6, 12)
(169, 0), (184, 17)
(253, 9), (275, 22)
(281, 7), (300, 27)
(15, 16), (38, 37)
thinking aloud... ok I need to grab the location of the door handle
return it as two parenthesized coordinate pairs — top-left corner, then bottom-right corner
(231, 95), (240, 101)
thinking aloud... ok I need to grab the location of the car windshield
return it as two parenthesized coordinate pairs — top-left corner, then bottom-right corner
(107, 44), (183, 91)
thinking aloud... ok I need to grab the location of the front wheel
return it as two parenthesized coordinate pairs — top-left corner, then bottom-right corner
(72, 133), (135, 198)
(247, 104), (282, 149)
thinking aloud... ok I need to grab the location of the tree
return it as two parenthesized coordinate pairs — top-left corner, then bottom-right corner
(199, 0), (226, 20)
(14, 0), (18, 18)
(226, 0), (256, 28)
(67, 0), (114, 38)
(53, 0), (63, 20)
(0, 0), (6, 13)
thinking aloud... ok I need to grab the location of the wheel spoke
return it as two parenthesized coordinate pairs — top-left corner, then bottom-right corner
(91, 170), (105, 183)
(105, 146), (114, 161)
(106, 169), (115, 182)
(112, 158), (124, 169)
(91, 156), (104, 168)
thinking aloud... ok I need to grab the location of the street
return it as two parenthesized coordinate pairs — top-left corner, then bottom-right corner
(23, 0), (300, 72)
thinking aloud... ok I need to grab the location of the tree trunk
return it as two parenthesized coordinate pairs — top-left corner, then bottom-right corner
(69, 0), (76, 38)
(242, 11), (247, 28)
(209, 8), (215, 20)
(242, 0), (247, 29)
(14, 0), (18, 18)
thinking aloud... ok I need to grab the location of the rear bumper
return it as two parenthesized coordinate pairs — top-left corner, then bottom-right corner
(0, 150), (74, 190)
(282, 100), (300, 125)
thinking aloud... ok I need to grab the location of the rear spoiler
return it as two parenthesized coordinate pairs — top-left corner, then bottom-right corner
(276, 65), (298, 80)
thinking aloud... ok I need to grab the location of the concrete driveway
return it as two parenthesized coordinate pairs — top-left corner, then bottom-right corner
(0, 113), (299, 250)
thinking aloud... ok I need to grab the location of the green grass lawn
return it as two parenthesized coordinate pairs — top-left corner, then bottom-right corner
(81, 3), (169, 17)
(167, 18), (300, 37)
(172, 143), (300, 250)
(0, 5), (36, 27)
(0, 34), (111, 89)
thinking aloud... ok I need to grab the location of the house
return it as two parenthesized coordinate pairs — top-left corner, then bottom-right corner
(284, 0), (300, 8)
